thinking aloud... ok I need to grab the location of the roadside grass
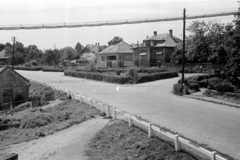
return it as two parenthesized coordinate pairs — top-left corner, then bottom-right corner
(85, 120), (197, 160)
(0, 100), (100, 151)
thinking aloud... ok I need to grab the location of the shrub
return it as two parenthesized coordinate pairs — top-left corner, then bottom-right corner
(213, 81), (235, 92)
(21, 112), (55, 129)
(42, 68), (64, 72)
(126, 67), (139, 84)
(137, 71), (178, 83)
(188, 82), (200, 91)
(173, 83), (189, 95)
(14, 66), (43, 71)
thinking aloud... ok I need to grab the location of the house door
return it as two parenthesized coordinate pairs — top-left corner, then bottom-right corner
(3, 89), (13, 104)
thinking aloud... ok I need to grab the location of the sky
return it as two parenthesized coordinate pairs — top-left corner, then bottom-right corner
(0, 0), (239, 50)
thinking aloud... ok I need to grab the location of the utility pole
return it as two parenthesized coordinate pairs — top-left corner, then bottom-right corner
(11, 36), (16, 70)
(137, 40), (140, 68)
(181, 8), (186, 93)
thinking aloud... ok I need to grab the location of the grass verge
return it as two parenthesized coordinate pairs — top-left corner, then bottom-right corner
(0, 100), (100, 151)
(85, 120), (197, 160)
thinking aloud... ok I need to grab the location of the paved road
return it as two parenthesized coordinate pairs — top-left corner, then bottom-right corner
(18, 71), (240, 159)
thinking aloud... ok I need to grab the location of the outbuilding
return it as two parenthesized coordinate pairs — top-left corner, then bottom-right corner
(0, 66), (29, 110)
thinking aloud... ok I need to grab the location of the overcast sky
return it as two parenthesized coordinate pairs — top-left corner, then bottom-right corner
(0, 0), (238, 50)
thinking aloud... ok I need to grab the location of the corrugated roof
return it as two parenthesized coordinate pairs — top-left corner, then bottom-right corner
(0, 49), (8, 59)
(98, 41), (133, 55)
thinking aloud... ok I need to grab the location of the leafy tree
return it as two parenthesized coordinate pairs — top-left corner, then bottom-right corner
(5, 41), (26, 65)
(108, 36), (123, 46)
(75, 42), (83, 58)
(60, 47), (77, 62)
(224, 18), (240, 86)
(43, 49), (60, 65)
(25, 45), (43, 65)
(186, 20), (226, 63)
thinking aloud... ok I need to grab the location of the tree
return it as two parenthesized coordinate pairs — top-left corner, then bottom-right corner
(224, 18), (240, 86)
(5, 41), (26, 65)
(25, 45), (43, 65)
(108, 36), (123, 46)
(75, 42), (83, 58)
(60, 47), (77, 62)
(0, 43), (5, 51)
(186, 20), (226, 63)
(43, 49), (60, 65)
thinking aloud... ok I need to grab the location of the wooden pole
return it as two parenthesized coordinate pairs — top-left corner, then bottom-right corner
(181, 8), (186, 93)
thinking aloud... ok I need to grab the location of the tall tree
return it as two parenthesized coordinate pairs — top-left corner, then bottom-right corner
(224, 18), (240, 86)
(5, 41), (26, 65)
(75, 42), (83, 58)
(108, 36), (123, 46)
(25, 45), (43, 64)
(60, 47), (77, 62)
(43, 49), (60, 65)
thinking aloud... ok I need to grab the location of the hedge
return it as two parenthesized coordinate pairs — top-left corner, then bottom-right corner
(64, 70), (178, 84)
(14, 66), (43, 71)
(42, 68), (64, 72)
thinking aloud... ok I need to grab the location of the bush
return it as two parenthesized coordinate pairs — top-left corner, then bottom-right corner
(126, 67), (139, 84)
(65, 70), (178, 84)
(208, 78), (235, 92)
(42, 68), (64, 72)
(188, 82), (200, 91)
(173, 83), (189, 95)
(20, 112), (55, 129)
(14, 66), (43, 71)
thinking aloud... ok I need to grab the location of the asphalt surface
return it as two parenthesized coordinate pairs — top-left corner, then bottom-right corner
(17, 70), (240, 160)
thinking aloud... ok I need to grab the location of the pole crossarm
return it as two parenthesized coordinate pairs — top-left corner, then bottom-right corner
(0, 11), (239, 30)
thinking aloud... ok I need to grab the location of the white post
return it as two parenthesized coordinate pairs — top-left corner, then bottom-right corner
(148, 123), (152, 138)
(113, 107), (117, 120)
(90, 99), (93, 108)
(106, 105), (109, 117)
(174, 134), (180, 151)
(211, 151), (216, 160)
(129, 114), (133, 127)
(100, 103), (103, 113)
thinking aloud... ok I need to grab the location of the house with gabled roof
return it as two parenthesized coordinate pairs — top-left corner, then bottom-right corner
(132, 30), (182, 67)
(0, 66), (29, 110)
(97, 41), (133, 68)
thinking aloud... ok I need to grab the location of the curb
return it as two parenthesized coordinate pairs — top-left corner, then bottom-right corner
(186, 95), (240, 109)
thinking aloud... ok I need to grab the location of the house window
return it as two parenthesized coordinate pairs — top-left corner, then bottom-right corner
(107, 56), (116, 60)
(3, 89), (13, 103)
(140, 50), (147, 56)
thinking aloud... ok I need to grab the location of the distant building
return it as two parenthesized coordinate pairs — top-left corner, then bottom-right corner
(0, 66), (29, 110)
(86, 43), (100, 54)
(0, 49), (9, 65)
(97, 41), (133, 68)
(132, 30), (182, 67)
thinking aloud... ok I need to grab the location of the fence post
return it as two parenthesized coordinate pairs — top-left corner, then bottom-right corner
(90, 99), (93, 108)
(148, 123), (152, 138)
(100, 103), (103, 113)
(106, 105), (109, 117)
(129, 114), (133, 127)
(113, 107), (117, 120)
(174, 134), (180, 151)
(211, 151), (216, 160)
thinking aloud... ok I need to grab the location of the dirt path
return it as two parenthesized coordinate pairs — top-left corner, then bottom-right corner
(3, 116), (109, 160)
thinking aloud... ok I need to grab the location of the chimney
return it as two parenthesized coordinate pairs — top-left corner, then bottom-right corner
(98, 43), (100, 46)
(169, 29), (173, 38)
(95, 43), (97, 45)
(154, 31), (157, 36)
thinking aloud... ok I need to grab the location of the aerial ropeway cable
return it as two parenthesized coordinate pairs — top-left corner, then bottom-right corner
(0, 11), (239, 30)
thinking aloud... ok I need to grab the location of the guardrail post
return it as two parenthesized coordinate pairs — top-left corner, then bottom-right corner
(106, 105), (109, 117)
(113, 107), (117, 120)
(148, 123), (152, 138)
(100, 103), (103, 113)
(211, 151), (216, 160)
(174, 134), (180, 151)
(129, 114), (133, 127)
(90, 99), (93, 108)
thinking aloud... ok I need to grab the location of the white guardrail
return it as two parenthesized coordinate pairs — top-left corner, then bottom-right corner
(29, 78), (229, 160)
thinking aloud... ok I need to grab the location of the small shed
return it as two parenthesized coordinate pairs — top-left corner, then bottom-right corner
(0, 66), (29, 110)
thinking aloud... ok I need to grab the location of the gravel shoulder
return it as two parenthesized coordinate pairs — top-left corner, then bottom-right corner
(2, 116), (109, 160)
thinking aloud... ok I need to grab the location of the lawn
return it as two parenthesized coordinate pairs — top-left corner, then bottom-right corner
(85, 120), (197, 160)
